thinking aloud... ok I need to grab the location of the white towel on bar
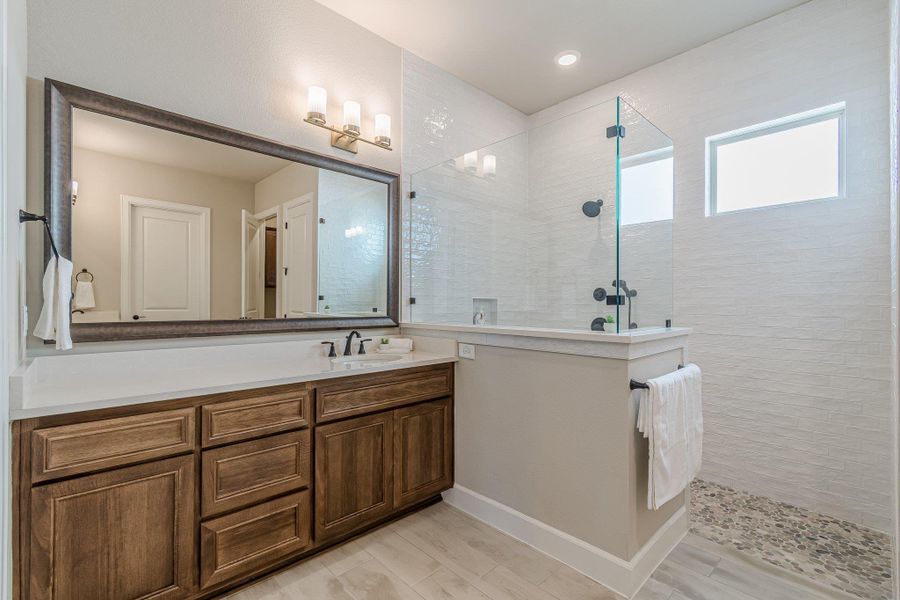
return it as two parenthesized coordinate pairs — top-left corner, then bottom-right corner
(72, 280), (96, 310)
(637, 363), (702, 510)
(33, 255), (73, 350)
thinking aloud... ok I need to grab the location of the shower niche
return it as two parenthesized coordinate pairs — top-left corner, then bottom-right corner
(408, 97), (673, 334)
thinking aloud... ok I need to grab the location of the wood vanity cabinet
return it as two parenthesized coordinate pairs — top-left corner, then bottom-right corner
(13, 362), (454, 600)
(30, 456), (196, 600)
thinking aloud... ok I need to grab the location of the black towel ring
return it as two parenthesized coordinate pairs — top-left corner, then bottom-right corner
(75, 268), (94, 283)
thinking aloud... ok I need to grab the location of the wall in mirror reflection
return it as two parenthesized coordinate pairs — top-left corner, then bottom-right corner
(70, 108), (388, 323)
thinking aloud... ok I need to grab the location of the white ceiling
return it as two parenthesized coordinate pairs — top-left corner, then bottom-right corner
(73, 109), (291, 183)
(315, 0), (811, 114)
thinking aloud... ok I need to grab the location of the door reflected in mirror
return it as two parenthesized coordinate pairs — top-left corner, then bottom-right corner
(70, 108), (389, 323)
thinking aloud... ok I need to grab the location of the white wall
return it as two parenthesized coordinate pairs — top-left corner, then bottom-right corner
(27, 0), (401, 173)
(531, 0), (892, 531)
(401, 51), (528, 322)
(1, 0), (27, 595)
(889, 0), (900, 589)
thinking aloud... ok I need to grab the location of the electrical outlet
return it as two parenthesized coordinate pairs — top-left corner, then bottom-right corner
(458, 343), (476, 360)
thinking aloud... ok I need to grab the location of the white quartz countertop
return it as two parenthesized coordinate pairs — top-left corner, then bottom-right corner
(11, 337), (457, 420)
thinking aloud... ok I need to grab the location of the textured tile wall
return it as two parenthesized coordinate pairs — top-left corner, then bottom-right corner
(317, 170), (388, 314)
(528, 0), (893, 530)
(403, 0), (892, 530)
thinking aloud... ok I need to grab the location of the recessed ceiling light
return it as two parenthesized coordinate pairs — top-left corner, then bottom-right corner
(556, 51), (580, 67)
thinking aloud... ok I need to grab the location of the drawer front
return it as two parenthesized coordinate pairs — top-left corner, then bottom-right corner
(202, 388), (309, 447)
(200, 491), (311, 589)
(316, 364), (452, 423)
(202, 430), (310, 516)
(31, 408), (195, 482)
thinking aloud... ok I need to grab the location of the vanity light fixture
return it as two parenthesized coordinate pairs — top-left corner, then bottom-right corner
(306, 86), (327, 125)
(556, 51), (581, 67)
(342, 100), (361, 136)
(452, 151), (498, 179)
(374, 114), (391, 147)
(303, 86), (392, 153)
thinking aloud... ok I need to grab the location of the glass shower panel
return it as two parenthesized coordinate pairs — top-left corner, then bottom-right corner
(408, 131), (530, 326)
(408, 97), (655, 333)
(615, 99), (674, 331)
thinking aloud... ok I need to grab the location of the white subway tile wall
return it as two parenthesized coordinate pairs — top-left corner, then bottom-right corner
(403, 0), (892, 531)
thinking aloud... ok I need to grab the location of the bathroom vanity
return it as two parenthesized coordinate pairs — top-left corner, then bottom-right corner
(12, 357), (455, 600)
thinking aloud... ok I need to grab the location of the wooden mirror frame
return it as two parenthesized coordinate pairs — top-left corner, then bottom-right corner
(44, 79), (401, 342)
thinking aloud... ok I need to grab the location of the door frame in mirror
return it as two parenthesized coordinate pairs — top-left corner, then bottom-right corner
(44, 79), (401, 342)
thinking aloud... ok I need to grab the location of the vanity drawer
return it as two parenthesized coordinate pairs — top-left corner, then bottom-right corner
(31, 408), (195, 482)
(201, 430), (310, 516)
(200, 490), (311, 589)
(201, 387), (310, 447)
(316, 364), (453, 423)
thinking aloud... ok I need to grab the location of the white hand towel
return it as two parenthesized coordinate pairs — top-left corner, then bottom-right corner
(637, 363), (702, 510)
(72, 280), (96, 310)
(33, 256), (73, 350)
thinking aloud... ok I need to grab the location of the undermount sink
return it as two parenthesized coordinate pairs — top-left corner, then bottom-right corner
(331, 354), (406, 368)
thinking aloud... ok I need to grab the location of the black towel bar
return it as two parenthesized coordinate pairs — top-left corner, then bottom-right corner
(630, 364), (685, 391)
(18, 210), (59, 259)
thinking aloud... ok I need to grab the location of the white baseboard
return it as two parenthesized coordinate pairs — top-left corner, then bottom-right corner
(443, 485), (687, 599)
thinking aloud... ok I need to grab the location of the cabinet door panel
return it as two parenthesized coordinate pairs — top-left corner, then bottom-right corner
(30, 456), (195, 600)
(315, 412), (393, 540)
(200, 491), (311, 589)
(394, 398), (453, 508)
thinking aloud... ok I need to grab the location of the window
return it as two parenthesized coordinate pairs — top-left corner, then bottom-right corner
(707, 104), (844, 215)
(619, 148), (674, 226)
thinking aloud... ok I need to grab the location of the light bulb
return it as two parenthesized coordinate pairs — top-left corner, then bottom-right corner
(482, 155), (496, 177)
(306, 86), (327, 124)
(343, 100), (361, 136)
(374, 114), (391, 147)
(463, 151), (478, 172)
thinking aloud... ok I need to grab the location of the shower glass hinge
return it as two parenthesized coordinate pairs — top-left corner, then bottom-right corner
(409, 191), (417, 199)
(606, 125), (625, 139)
(409, 297), (416, 305)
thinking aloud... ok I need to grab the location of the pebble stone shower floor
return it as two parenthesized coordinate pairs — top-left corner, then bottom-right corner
(689, 479), (893, 600)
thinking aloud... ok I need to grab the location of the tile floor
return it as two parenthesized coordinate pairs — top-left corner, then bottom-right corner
(689, 479), (893, 600)
(224, 501), (853, 600)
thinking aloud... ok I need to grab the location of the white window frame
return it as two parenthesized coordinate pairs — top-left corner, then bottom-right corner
(706, 103), (846, 216)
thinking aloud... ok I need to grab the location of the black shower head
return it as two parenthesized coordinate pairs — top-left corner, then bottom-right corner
(612, 279), (637, 297)
(582, 199), (603, 218)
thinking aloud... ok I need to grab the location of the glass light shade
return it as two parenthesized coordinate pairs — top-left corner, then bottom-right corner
(374, 114), (391, 147)
(343, 100), (361, 136)
(307, 86), (327, 124)
(463, 151), (478, 171)
(482, 155), (497, 177)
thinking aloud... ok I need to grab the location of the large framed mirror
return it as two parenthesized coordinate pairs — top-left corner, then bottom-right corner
(44, 80), (400, 342)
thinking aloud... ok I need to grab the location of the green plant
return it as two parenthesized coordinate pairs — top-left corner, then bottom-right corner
(381, 337), (389, 344)
(605, 314), (615, 323)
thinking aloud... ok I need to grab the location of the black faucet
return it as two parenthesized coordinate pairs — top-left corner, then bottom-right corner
(343, 330), (361, 356)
